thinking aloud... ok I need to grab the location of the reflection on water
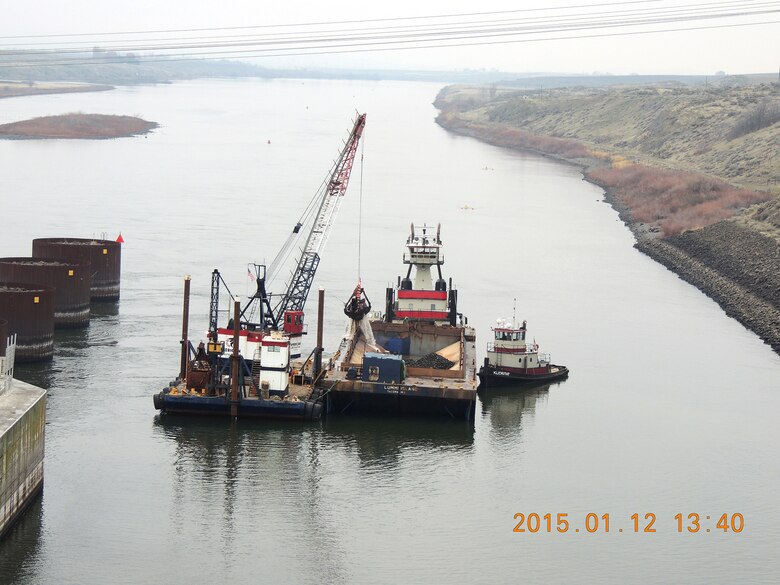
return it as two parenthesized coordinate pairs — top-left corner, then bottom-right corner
(479, 382), (556, 439)
(152, 416), (320, 567)
(50, 326), (90, 350)
(321, 416), (474, 468)
(12, 300), (121, 391)
(12, 363), (55, 391)
(153, 414), (474, 483)
(89, 301), (120, 319)
(149, 413), (475, 583)
(0, 497), (43, 582)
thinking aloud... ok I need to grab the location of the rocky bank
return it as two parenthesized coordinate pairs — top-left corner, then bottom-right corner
(639, 218), (780, 354)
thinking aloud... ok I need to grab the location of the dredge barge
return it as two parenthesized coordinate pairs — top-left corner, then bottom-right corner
(153, 284), (322, 421)
(323, 223), (478, 420)
(153, 114), (366, 421)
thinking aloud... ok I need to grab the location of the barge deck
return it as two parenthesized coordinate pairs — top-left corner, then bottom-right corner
(154, 379), (320, 420)
(320, 223), (478, 420)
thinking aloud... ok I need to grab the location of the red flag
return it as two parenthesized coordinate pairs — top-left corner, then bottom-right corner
(116, 233), (125, 243)
(247, 269), (254, 280)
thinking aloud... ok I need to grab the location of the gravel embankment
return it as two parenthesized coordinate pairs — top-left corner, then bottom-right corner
(637, 224), (780, 354)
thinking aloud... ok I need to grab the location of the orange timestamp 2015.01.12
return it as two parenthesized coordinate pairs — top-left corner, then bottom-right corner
(513, 513), (745, 534)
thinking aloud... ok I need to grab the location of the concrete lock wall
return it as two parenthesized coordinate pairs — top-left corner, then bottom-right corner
(0, 381), (46, 539)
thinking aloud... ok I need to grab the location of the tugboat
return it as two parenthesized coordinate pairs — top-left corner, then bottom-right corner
(322, 223), (478, 420)
(478, 314), (568, 389)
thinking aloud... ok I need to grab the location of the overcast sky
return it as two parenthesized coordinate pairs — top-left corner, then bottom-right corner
(2, 0), (778, 75)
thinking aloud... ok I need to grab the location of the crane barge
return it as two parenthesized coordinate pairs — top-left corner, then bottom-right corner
(153, 113), (366, 420)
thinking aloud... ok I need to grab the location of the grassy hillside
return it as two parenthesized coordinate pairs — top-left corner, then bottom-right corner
(435, 82), (780, 355)
(436, 83), (780, 193)
(436, 83), (780, 238)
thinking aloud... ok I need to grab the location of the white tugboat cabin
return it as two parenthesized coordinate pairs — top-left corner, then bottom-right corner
(390, 223), (457, 324)
(478, 316), (569, 388)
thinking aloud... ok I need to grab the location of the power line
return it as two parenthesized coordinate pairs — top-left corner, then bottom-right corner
(1, 18), (775, 69)
(0, 0), (667, 40)
(0, 3), (776, 68)
(1, 0), (774, 53)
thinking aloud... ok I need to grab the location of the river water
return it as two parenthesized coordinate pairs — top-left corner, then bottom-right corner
(0, 79), (778, 584)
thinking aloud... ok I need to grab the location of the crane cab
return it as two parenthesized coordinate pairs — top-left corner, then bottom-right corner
(282, 310), (305, 335)
(282, 310), (306, 358)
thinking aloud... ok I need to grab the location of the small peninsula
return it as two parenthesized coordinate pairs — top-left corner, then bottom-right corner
(0, 113), (158, 139)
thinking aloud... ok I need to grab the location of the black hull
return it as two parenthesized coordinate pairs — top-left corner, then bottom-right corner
(326, 391), (476, 421)
(153, 392), (322, 421)
(478, 365), (569, 389)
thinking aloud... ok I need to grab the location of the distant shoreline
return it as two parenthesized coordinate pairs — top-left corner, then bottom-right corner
(0, 113), (158, 139)
(0, 81), (113, 99)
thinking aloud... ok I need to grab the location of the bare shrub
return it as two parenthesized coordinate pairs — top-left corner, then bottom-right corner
(728, 99), (780, 139)
(588, 164), (771, 236)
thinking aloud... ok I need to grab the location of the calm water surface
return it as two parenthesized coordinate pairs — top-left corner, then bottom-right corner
(1, 79), (779, 584)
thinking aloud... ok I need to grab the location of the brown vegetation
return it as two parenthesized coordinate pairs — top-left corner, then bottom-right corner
(587, 164), (770, 236)
(0, 113), (157, 139)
